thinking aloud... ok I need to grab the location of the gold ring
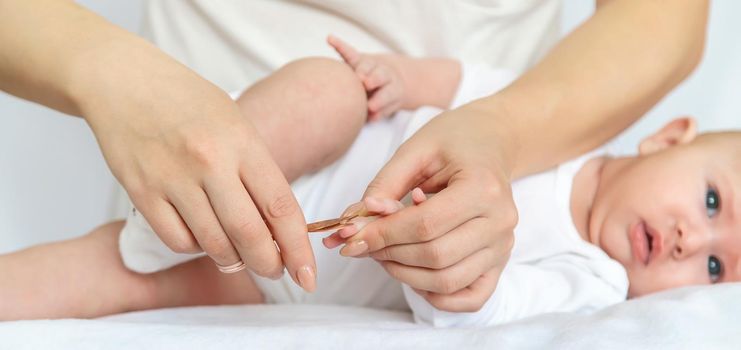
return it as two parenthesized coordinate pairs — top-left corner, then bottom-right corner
(216, 260), (246, 273)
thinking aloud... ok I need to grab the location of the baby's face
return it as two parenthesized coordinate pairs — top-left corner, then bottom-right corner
(588, 126), (741, 298)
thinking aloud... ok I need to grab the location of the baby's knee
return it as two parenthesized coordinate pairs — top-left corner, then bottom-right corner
(280, 57), (368, 124)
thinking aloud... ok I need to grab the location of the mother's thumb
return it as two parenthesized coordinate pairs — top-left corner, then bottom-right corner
(362, 144), (433, 201)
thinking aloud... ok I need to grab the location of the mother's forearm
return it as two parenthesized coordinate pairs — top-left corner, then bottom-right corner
(471, 0), (708, 179)
(0, 0), (196, 124)
(0, 0), (114, 115)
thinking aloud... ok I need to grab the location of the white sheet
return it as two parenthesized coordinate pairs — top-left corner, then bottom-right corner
(2, 283), (739, 349)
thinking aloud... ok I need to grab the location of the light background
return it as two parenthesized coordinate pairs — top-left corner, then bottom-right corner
(1, 2), (739, 253)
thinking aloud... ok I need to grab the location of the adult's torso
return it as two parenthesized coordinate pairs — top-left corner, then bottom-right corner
(143, 0), (561, 91)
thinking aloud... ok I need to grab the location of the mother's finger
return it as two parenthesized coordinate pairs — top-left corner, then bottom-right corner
(361, 139), (440, 205)
(136, 197), (200, 254)
(204, 174), (283, 279)
(240, 144), (316, 292)
(369, 217), (494, 269)
(168, 186), (242, 268)
(341, 179), (486, 256)
(420, 270), (502, 313)
(379, 247), (498, 294)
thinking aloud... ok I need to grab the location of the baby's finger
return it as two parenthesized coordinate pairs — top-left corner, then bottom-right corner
(340, 197), (402, 219)
(338, 215), (379, 238)
(322, 231), (345, 249)
(368, 86), (400, 115)
(369, 100), (402, 121)
(363, 65), (392, 91)
(337, 226), (358, 239)
(355, 59), (377, 80)
(363, 197), (404, 215)
(411, 187), (427, 205)
(327, 35), (361, 67)
(343, 176), (487, 256)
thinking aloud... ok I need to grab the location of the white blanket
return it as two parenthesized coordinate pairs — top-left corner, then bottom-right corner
(2, 283), (738, 349)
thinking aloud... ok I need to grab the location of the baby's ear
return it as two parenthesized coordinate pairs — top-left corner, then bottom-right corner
(638, 116), (697, 155)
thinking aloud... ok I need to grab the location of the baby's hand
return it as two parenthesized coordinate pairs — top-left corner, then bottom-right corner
(328, 35), (407, 122)
(322, 188), (427, 249)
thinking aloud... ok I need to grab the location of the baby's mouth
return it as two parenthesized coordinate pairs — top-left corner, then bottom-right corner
(643, 222), (663, 265)
(630, 222), (649, 265)
(646, 229), (653, 257)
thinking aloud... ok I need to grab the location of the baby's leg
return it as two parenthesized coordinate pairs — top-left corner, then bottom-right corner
(0, 221), (262, 320)
(0, 59), (366, 320)
(236, 57), (368, 182)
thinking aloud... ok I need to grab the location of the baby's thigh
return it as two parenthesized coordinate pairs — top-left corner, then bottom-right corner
(236, 57), (368, 181)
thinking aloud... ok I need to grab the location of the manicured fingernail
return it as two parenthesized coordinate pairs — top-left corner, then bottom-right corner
(297, 265), (316, 293)
(340, 240), (368, 257)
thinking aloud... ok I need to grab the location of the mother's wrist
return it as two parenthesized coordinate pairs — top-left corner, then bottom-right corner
(65, 34), (173, 127)
(454, 98), (522, 179)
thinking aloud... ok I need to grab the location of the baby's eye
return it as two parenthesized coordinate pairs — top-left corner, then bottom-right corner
(708, 255), (723, 283)
(706, 187), (720, 218)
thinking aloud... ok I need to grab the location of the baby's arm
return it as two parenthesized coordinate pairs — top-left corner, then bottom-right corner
(405, 260), (627, 327)
(326, 194), (626, 327)
(328, 36), (461, 121)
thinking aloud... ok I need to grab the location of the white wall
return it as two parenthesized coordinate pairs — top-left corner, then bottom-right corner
(1, 1), (740, 254)
(0, 1), (143, 253)
(562, 2), (741, 154)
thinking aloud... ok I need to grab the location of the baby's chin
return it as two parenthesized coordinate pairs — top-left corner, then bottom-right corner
(626, 285), (644, 299)
(625, 270), (669, 299)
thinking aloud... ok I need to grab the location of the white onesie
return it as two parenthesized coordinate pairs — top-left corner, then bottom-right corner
(118, 64), (628, 325)
(405, 147), (629, 327)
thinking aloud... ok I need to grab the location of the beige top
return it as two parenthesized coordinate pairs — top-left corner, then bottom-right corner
(142, 0), (562, 92)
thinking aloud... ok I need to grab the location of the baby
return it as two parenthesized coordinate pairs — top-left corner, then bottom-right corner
(2, 38), (739, 325)
(365, 110), (741, 327)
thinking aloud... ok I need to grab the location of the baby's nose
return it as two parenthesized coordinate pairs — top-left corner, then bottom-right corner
(672, 227), (713, 259)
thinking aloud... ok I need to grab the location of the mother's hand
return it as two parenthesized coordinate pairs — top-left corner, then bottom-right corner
(82, 58), (316, 291)
(338, 104), (519, 311)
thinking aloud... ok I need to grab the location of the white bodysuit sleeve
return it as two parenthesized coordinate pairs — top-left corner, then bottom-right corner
(404, 257), (627, 327)
(448, 64), (516, 110)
